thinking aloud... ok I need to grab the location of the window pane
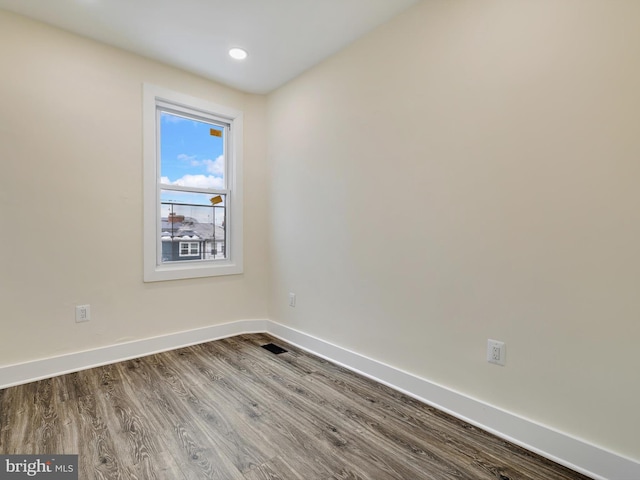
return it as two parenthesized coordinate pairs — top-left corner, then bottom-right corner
(160, 190), (226, 263)
(159, 111), (225, 190)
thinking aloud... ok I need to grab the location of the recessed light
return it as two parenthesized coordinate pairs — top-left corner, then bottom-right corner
(229, 48), (248, 60)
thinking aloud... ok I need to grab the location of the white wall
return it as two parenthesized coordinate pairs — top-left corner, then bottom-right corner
(2, 0), (639, 469)
(267, 0), (640, 463)
(0, 11), (269, 365)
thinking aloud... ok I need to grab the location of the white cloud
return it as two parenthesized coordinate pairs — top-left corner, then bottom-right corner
(162, 174), (224, 190)
(177, 154), (197, 162)
(203, 155), (225, 177)
(179, 154), (225, 178)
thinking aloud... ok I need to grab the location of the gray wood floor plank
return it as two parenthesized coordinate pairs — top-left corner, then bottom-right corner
(181, 346), (345, 478)
(242, 456), (307, 480)
(82, 363), (159, 479)
(303, 370), (518, 479)
(119, 356), (245, 480)
(76, 393), (128, 479)
(248, 335), (586, 480)
(216, 337), (496, 479)
(0, 334), (592, 480)
(149, 352), (277, 474)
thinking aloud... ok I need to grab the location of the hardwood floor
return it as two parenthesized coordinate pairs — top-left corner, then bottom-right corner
(0, 334), (592, 479)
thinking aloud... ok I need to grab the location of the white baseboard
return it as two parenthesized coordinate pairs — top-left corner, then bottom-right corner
(0, 319), (267, 390)
(1, 318), (637, 480)
(266, 320), (640, 480)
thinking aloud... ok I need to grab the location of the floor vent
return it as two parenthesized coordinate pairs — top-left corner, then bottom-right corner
(262, 343), (288, 355)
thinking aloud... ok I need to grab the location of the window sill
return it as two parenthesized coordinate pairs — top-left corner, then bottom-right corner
(143, 259), (243, 282)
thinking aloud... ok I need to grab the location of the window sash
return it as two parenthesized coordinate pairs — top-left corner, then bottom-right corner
(156, 107), (229, 194)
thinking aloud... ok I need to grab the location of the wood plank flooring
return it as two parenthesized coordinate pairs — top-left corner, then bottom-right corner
(0, 334), (592, 479)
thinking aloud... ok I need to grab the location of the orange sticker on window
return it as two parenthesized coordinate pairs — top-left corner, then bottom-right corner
(210, 195), (223, 205)
(210, 128), (223, 137)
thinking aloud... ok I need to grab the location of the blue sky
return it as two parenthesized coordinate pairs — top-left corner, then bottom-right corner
(160, 111), (225, 191)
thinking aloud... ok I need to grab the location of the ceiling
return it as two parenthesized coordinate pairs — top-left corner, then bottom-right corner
(0, 0), (420, 94)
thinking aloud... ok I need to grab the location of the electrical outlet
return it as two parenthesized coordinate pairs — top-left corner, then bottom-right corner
(75, 305), (90, 323)
(288, 292), (296, 307)
(487, 339), (505, 366)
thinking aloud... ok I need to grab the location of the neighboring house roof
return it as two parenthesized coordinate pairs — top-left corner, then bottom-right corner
(161, 217), (225, 242)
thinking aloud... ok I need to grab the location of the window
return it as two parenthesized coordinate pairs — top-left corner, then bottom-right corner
(143, 84), (243, 281)
(179, 242), (200, 257)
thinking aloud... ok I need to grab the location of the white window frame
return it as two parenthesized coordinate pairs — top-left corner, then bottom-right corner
(179, 241), (200, 257)
(143, 84), (243, 282)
